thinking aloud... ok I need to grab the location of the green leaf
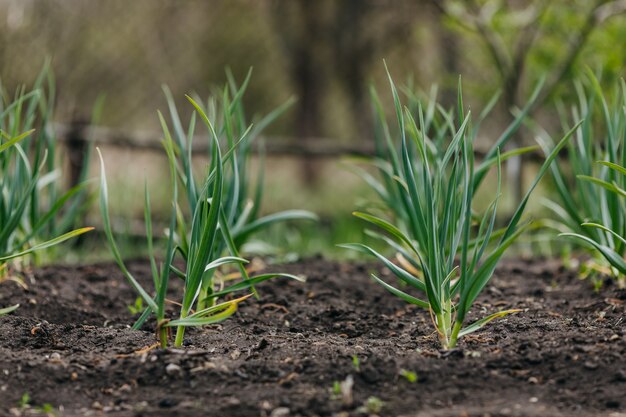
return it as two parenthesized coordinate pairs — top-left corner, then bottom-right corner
(0, 227), (93, 262)
(204, 256), (248, 272)
(370, 274), (429, 309)
(475, 145), (539, 179)
(501, 119), (582, 243)
(16, 182), (88, 248)
(233, 210), (318, 241)
(577, 175), (626, 198)
(338, 243), (425, 292)
(597, 161), (626, 177)
(560, 232), (626, 275)
(206, 273), (305, 300)
(0, 304), (19, 316)
(352, 212), (419, 255)
(459, 222), (531, 320)
(180, 96), (224, 314)
(167, 302), (239, 327)
(458, 309), (522, 338)
(97, 149), (158, 312)
(169, 295), (251, 326)
(0, 129), (35, 153)
(218, 207), (258, 298)
(582, 222), (626, 247)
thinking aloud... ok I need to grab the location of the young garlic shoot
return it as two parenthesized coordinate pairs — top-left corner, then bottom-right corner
(342, 66), (578, 349)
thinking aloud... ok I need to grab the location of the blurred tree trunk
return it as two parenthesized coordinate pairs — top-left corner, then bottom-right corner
(268, 0), (418, 184)
(66, 118), (89, 190)
(434, 0), (626, 206)
(333, 0), (374, 141)
(333, 0), (419, 140)
(293, 9), (324, 185)
(268, 0), (329, 185)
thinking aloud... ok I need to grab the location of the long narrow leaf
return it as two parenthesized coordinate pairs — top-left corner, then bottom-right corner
(97, 149), (158, 312)
(0, 304), (19, 315)
(370, 274), (429, 309)
(458, 309), (522, 338)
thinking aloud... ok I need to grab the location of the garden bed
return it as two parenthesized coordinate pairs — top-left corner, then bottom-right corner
(1, 257), (625, 417)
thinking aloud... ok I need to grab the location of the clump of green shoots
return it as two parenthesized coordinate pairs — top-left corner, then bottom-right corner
(0, 63), (98, 251)
(342, 66), (577, 349)
(0, 66), (94, 315)
(536, 72), (626, 283)
(348, 69), (541, 237)
(161, 69), (316, 310)
(100, 85), (309, 348)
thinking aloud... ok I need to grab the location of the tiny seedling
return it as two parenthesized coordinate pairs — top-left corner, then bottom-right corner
(342, 65), (576, 349)
(399, 369), (417, 383)
(359, 396), (384, 414)
(128, 297), (144, 315)
(19, 393), (30, 408)
(17, 393), (58, 417)
(0, 304), (19, 316)
(351, 354), (360, 372)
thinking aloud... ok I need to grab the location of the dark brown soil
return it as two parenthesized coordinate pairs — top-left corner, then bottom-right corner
(0, 257), (625, 417)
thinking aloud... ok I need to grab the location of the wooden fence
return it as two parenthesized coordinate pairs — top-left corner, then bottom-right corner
(53, 122), (550, 162)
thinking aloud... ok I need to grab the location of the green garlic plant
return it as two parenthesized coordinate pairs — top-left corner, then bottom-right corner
(0, 65), (95, 315)
(161, 69), (316, 311)
(100, 90), (307, 348)
(0, 64), (98, 249)
(539, 72), (626, 282)
(348, 72), (541, 241)
(342, 67), (577, 349)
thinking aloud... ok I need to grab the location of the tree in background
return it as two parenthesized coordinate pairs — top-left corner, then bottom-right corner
(266, 0), (421, 184)
(435, 0), (626, 203)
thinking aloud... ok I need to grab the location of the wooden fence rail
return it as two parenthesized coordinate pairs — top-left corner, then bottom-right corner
(52, 122), (551, 163)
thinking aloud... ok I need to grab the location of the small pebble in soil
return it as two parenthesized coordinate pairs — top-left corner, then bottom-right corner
(118, 383), (131, 393)
(49, 352), (61, 361)
(270, 407), (290, 417)
(225, 397), (241, 406)
(165, 363), (182, 375)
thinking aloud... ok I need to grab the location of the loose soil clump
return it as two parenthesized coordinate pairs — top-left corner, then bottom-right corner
(0, 257), (625, 417)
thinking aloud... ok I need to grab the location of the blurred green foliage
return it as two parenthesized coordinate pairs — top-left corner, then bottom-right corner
(1, 0), (624, 141)
(1, 0), (625, 260)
